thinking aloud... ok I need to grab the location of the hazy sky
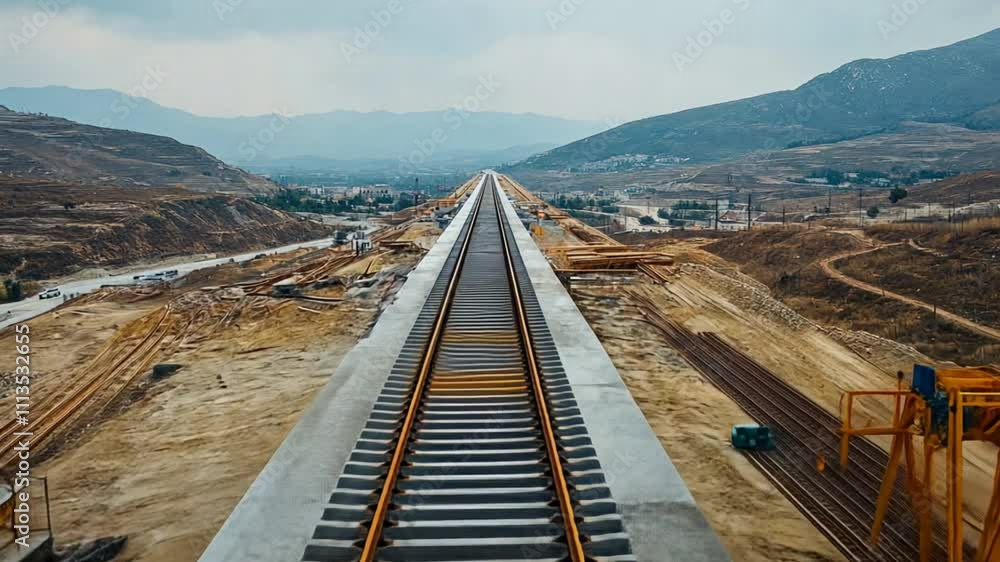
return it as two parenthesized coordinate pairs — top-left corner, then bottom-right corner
(2, 0), (999, 122)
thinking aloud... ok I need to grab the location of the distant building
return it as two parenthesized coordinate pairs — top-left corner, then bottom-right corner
(717, 210), (746, 231)
(716, 208), (774, 231)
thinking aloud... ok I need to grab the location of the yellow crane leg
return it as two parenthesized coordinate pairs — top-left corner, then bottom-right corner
(871, 397), (919, 545)
(905, 436), (918, 496)
(977, 449), (1000, 562)
(919, 442), (935, 562)
(841, 394), (854, 469)
(872, 430), (907, 544)
(948, 391), (965, 562)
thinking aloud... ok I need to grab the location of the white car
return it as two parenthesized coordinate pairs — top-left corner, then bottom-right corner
(38, 288), (62, 300)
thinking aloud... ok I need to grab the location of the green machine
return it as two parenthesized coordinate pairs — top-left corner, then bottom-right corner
(731, 424), (776, 451)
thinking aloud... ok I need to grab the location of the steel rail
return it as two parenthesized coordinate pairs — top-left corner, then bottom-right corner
(632, 296), (963, 561)
(492, 181), (587, 562)
(304, 175), (632, 562)
(358, 182), (487, 562)
(0, 306), (171, 467)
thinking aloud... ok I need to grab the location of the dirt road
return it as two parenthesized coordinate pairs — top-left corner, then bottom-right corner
(819, 245), (1000, 342)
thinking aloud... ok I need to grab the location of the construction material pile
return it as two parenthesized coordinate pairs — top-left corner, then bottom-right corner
(552, 244), (675, 272)
(553, 215), (619, 245)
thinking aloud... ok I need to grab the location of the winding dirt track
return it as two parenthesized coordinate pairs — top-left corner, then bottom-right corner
(819, 242), (1000, 342)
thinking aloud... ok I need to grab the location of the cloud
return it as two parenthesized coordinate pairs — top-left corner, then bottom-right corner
(1, 1), (998, 121)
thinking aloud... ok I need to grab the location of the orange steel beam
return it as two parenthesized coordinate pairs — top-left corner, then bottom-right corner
(920, 440), (936, 562)
(494, 181), (587, 562)
(839, 390), (913, 467)
(978, 449), (1000, 562)
(870, 397), (918, 544)
(948, 390), (965, 562)
(358, 183), (485, 562)
(842, 376), (1000, 562)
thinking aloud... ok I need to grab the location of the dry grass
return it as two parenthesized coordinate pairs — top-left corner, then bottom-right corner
(867, 216), (1000, 237)
(706, 228), (1000, 365)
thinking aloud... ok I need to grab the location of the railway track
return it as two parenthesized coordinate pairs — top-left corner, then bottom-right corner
(301, 176), (635, 562)
(631, 293), (971, 562)
(0, 306), (172, 467)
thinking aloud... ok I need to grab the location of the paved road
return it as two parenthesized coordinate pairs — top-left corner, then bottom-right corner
(0, 237), (337, 330)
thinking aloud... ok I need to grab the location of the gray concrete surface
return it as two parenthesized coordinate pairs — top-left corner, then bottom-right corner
(495, 173), (732, 562)
(198, 175), (485, 562)
(199, 171), (729, 561)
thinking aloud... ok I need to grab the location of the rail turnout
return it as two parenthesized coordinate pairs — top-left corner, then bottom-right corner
(301, 176), (635, 561)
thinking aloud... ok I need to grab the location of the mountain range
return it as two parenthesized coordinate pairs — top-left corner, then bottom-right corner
(514, 27), (1000, 172)
(5, 28), (1000, 181)
(0, 87), (603, 172)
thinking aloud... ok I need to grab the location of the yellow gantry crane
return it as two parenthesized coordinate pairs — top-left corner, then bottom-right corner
(841, 365), (1000, 562)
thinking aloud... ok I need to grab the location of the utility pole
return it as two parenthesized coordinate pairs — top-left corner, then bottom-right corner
(828, 188), (833, 215)
(746, 192), (752, 231)
(782, 206), (787, 228)
(714, 198), (720, 231)
(858, 187), (864, 228)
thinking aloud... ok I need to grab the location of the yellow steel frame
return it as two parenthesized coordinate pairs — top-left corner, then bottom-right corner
(840, 367), (1000, 562)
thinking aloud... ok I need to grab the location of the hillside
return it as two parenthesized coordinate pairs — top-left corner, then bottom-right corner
(907, 170), (1000, 203)
(704, 228), (999, 365)
(0, 87), (604, 168)
(0, 177), (331, 280)
(0, 107), (273, 193)
(516, 27), (1000, 172)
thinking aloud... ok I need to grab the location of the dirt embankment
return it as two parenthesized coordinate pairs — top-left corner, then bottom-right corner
(0, 234), (432, 562)
(573, 284), (847, 562)
(705, 227), (1000, 364)
(0, 179), (333, 280)
(566, 236), (997, 558)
